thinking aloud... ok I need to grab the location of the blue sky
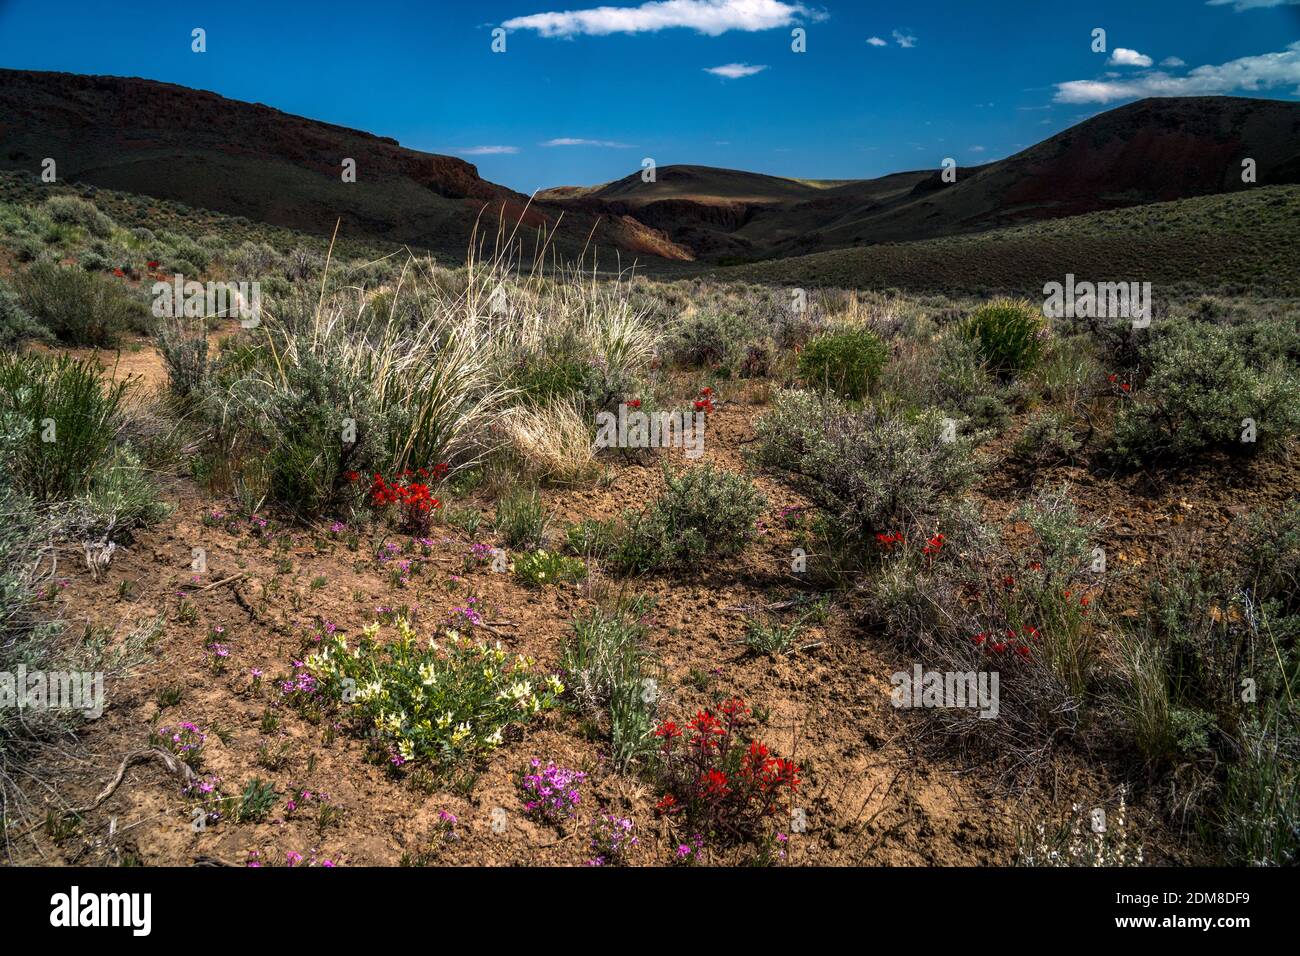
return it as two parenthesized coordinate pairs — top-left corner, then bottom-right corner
(1, 0), (1298, 193)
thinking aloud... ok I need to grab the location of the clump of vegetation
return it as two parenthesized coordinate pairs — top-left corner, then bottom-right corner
(305, 616), (562, 768)
(652, 698), (800, 845)
(1115, 502), (1300, 864)
(513, 548), (585, 587)
(797, 326), (889, 400)
(1112, 321), (1300, 465)
(495, 487), (549, 549)
(14, 262), (145, 346)
(1012, 410), (1085, 469)
(562, 600), (658, 768)
(0, 278), (52, 350)
(0, 353), (130, 501)
(666, 310), (753, 376)
(752, 389), (978, 549)
(960, 298), (1046, 377)
(611, 464), (766, 573)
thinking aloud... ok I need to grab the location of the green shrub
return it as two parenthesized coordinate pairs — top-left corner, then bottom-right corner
(513, 549), (585, 587)
(566, 517), (616, 557)
(611, 464), (766, 573)
(14, 262), (143, 346)
(1012, 410), (1085, 468)
(205, 349), (389, 515)
(797, 326), (888, 400)
(78, 447), (171, 534)
(0, 353), (129, 500)
(666, 311), (751, 376)
(43, 195), (114, 238)
(1112, 322), (1300, 465)
(0, 278), (51, 350)
(961, 298), (1046, 376)
(157, 321), (209, 399)
(305, 616), (562, 767)
(0, 483), (67, 775)
(752, 389), (978, 546)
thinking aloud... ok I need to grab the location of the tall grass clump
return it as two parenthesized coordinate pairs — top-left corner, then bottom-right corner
(202, 253), (520, 513)
(562, 600), (659, 768)
(0, 353), (130, 501)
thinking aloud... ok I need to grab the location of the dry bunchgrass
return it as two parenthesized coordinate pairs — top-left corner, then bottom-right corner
(500, 398), (598, 485)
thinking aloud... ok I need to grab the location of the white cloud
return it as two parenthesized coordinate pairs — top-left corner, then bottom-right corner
(1109, 48), (1153, 67)
(969, 145), (987, 152)
(1161, 56), (1186, 67)
(454, 146), (519, 155)
(502, 0), (822, 37)
(1207, 0), (1300, 10)
(866, 36), (887, 47)
(892, 29), (917, 48)
(1054, 41), (1300, 102)
(541, 137), (633, 147)
(704, 62), (768, 78)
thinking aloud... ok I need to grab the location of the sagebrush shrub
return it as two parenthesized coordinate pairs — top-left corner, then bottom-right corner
(0, 278), (51, 349)
(612, 464), (766, 573)
(961, 298), (1046, 376)
(752, 389), (978, 547)
(666, 310), (751, 375)
(157, 321), (209, 399)
(797, 326), (888, 400)
(1112, 321), (1300, 465)
(14, 262), (143, 346)
(43, 195), (114, 238)
(205, 348), (389, 515)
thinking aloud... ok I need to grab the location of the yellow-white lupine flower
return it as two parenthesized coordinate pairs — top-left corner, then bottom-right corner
(546, 675), (564, 696)
(362, 622), (381, 640)
(418, 662), (437, 686)
(396, 617), (416, 642)
(436, 712), (452, 729)
(485, 728), (503, 748)
(450, 722), (471, 745)
(398, 739), (415, 762)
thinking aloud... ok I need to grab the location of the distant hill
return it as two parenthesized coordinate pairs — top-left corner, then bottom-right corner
(4, 71), (1297, 273)
(543, 97), (1300, 262)
(0, 68), (691, 263)
(724, 185), (1300, 298)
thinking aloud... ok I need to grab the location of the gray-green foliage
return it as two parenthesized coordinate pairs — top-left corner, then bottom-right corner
(1113, 320), (1300, 464)
(0, 277), (52, 349)
(611, 464), (766, 573)
(752, 389), (978, 544)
